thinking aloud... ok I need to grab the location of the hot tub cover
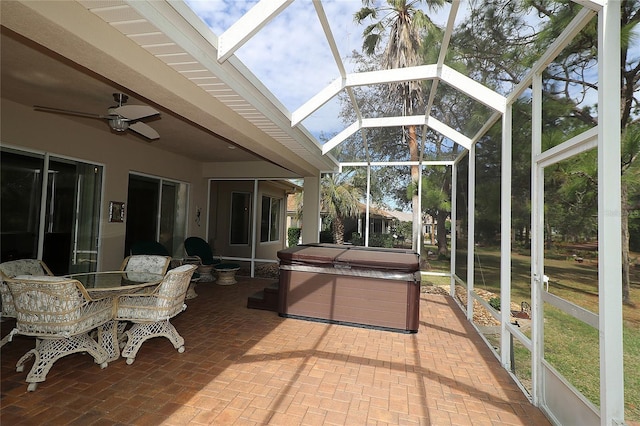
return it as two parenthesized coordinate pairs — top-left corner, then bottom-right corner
(277, 244), (419, 273)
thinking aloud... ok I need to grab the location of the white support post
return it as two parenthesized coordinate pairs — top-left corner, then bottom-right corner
(417, 163), (423, 254)
(531, 72), (544, 406)
(500, 105), (512, 368)
(37, 153), (50, 261)
(597, 3), (624, 425)
(251, 179), (259, 277)
(365, 165), (371, 247)
(302, 175), (321, 244)
(450, 162), (457, 296)
(466, 145), (475, 320)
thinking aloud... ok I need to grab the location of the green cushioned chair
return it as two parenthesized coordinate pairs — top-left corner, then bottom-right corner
(184, 237), (221, 266)
(184, 237), (220, 281)
(130, 241), (170, 256)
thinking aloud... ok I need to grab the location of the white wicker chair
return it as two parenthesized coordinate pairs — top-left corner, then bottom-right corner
(120, 255), (171, 275)
(0, 259), (54, 318)
(0, 259), (54, 348)
(6, 276), (114, 391)
(116, 264), (197, 364)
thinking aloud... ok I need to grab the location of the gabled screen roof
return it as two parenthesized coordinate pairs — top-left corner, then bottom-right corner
(184, 0), (611, 165)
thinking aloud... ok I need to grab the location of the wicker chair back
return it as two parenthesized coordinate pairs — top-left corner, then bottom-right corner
(116, 264), (197, 322)
(120, 255), (171, 275)
(6, 276), (113, 338)
(0, 259), (53, 318)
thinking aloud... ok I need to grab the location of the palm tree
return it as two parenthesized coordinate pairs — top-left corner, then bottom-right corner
(355, 0), (445, 251)
(321, 174), (362, 244)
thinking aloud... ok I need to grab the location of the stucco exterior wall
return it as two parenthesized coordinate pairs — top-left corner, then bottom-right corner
(1, 99), (207, 271)
(208, 179), (290, 262)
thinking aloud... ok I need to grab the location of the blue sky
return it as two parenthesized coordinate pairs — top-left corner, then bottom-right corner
(184, 1), (637, 140)
(184, 0), (455, 139)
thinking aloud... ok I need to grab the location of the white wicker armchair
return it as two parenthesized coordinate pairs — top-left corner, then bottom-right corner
(0, 259), (54, 318)
(120, 254), (171, 275)
(0, 259), (54, 348)
(6, 276), (114, 391)
(116, 264), (197, 364)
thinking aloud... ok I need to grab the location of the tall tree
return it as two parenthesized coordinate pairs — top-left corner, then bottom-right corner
(355, 0), (445, 252)
(454, 0), (640, 304)
(320, 174), (362, 245)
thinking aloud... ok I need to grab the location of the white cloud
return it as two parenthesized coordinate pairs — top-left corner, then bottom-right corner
(184, 0), (456, 138)
(185, 0), (365, 136)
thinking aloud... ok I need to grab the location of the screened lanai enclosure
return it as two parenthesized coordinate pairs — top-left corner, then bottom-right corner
(1, 0), (634, 424)
(212, 1), (631, 425)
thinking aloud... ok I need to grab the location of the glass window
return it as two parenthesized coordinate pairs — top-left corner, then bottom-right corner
(260, 195), (281, 243)
(1, 150), (44, 262)
(126, 174), (188, 257)
(230, 192), (251, 245)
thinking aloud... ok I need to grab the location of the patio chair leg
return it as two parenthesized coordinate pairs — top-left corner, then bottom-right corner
(16, 347), (37, 373)
(121, 320), (185, 364)
(96, 320), (121, 363)
(20, 334), (109, 391)
(0, 328), (18, 348)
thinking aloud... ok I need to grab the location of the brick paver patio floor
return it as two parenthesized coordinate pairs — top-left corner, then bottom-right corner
(1, 276), (550, 425)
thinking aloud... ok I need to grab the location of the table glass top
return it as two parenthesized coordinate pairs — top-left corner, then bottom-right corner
(65, 271), (163, 289)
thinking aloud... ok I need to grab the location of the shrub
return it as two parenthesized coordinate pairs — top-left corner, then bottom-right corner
(287, 228), (301, 247)
(319, 230), (333, 243)
(369, 233), (393, 248)
(489, 297), (501, 311)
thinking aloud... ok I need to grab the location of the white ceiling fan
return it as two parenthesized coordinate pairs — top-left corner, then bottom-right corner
(34, 93), (160, 140)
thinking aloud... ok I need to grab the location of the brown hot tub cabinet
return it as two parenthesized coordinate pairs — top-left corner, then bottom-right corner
(277, 244), (420, 333)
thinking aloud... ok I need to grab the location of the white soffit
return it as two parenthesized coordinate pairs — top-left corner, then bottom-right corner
(78, 0), (338, 173)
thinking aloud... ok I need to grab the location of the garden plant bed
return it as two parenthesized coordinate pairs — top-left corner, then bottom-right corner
(421, 283), (528, 327)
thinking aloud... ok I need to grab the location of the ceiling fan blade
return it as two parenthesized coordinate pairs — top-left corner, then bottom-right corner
(113, 105), (159, 120)
(128, 122), (159, 140)
(34, 105), (106, 120)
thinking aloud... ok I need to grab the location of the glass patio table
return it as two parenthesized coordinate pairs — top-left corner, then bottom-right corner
(66, 271), (164, 298)
(64, 271), (164, 362)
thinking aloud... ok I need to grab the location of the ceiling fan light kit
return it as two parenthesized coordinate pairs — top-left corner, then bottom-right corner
(108, 116), (129, 132)
(33, 93), (160, 140)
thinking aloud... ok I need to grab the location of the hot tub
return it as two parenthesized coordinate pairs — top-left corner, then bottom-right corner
(277, 244), (421, 333)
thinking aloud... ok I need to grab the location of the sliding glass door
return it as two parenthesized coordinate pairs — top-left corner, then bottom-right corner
(1, 148), (103, 274)
(1, 150), (44, 263)
(125, 173), (188, 257)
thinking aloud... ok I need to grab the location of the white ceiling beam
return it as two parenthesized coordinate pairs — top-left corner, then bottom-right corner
(217, 0), (293, 62)
(322, 121), (360, 154)
(313, 0), (346, 77)
(291, 77), (344, 126)
(507, 7), (596, 104)
(360, 116), (471, 150)
(293, 65), (438, 126)
(421, 1), (459, 162)
(362, 116), (426, 128)
(427, 117), (472, 150)
(571, 0), (604, 11)
(438, 1), (459, 67)
(296, 62), (506, 131)
(341, 161), (455, 167)
(346, 64), (438, 87)
(322, 114), (472, 155)
(440, 65), (507, 113)
(470, 111), (502, 145)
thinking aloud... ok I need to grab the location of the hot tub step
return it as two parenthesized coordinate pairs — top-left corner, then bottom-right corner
(247, 282), (279, 311)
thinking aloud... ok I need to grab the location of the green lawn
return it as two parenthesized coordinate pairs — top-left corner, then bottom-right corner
(422, 244), (640, 422)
